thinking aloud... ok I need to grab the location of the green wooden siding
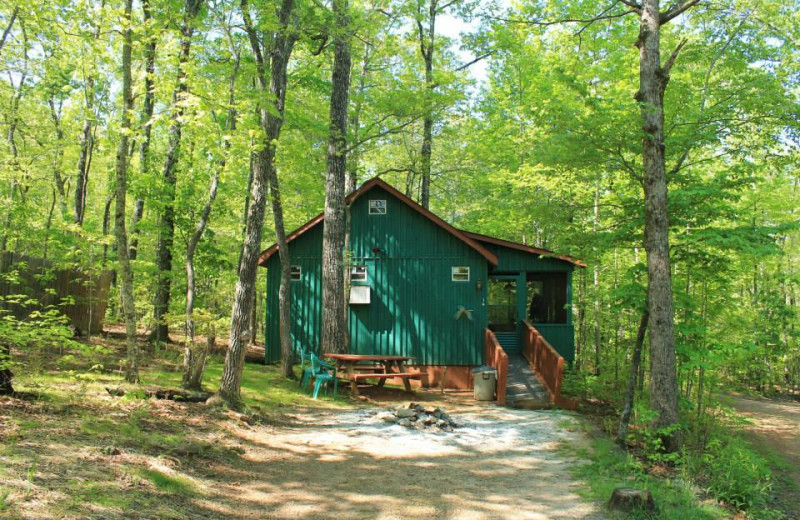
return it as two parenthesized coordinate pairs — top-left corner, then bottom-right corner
(265, 185), (488, 365)
(264, 183), (579, 367)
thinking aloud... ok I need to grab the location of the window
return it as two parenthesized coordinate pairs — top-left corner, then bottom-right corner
(369, 199), (387, 215)
(350, 265), (368, 282)
(451, 266), (470, 282)
(290, 265), (301, 281)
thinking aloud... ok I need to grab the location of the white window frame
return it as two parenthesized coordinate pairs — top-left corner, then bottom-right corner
(369, 199), (387, 215)
(451, 266), (470, 282)
(290, 265), (302, 281)
(350, 265), (368, 282)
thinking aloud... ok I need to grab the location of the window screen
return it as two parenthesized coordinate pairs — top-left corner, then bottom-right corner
(369, 200), (387, 214)
(290, 265), (301, 281)
(452, 266), (470, 282)
(526, 272), (567, 323)
(350, 265), (367, 282)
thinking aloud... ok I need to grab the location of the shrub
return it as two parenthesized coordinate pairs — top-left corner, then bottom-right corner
(694, 435), (775, 514)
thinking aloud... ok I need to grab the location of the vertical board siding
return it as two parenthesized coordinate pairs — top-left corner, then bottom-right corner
(266, 186), (488, 365)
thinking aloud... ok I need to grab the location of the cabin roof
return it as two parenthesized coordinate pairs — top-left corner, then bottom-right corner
(257, 177), (584, 268)
(460, 230), (586, 268)
(257, 177), (498, 266)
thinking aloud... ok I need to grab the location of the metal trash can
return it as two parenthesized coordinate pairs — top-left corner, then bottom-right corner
(471, 366), (497, 401)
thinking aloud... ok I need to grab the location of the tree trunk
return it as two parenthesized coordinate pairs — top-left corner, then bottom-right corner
(130, 0), (156, 260)
(638, 0), (681, 452)
(114, 0), (138, 384)
(150, 0), (204, 344)
(617, 303), (649, 444)
(47, 97), (68, 216)
(74, 2), (102, 227)
(321, 0), (351, 355)
(416, 0), (436, 209)
(0, 342), (13, 395)
(220, 0), (297, 404)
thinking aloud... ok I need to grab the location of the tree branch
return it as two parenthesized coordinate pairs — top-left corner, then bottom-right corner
(662, 38), (687, 77)
(493, 7), (636, 29)
(618, 0), (642, 13)
(240, 0), (266, 85)
(454, 51), (493, 72)
(660, 0), (702, 25)
(0, 6), (18, 57)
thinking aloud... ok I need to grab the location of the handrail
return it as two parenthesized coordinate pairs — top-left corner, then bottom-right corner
(522, 320), (576, 409)
(483, 329), (508, 406)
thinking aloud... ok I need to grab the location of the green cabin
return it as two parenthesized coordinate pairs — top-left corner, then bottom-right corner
(259, 178), (583, 386)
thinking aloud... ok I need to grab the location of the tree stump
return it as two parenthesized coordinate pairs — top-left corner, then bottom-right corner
(608, 488), (657, 512)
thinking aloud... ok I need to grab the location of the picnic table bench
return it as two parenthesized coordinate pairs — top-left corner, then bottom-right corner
(324, 354), (420, 396)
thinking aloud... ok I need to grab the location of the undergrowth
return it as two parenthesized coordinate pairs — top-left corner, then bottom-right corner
(572, 402), (784, 520)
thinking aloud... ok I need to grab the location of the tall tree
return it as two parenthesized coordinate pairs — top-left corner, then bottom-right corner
(414, 0), (439, 209)
(150, 0), (204, 344)
(130, 0), (157, 259)
(321, 0), (352, 354)
(634, 0), (699, 453)
(219, 0), (298, 405)
(114, 0), (139, 383)
(74, 1), (104, 227)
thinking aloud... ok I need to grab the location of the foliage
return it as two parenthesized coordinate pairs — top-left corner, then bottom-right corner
(571, 433), (726, 520)
(690, 435), (777, 515)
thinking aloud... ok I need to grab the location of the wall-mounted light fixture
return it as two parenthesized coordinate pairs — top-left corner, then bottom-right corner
(476, 278), (483, 292)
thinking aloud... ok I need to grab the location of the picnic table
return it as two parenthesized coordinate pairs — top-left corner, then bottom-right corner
(323, 354), (420, 396)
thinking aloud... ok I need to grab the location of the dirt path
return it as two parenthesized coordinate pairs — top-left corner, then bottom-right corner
(203, 406), (606, 520)
(725, 395), (800, 518)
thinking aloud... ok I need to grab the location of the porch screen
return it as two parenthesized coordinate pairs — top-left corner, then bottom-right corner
(526, 272), (567, 324)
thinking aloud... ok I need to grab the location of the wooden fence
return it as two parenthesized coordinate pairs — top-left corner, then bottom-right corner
(484, 328), (509, 405)
(522, 320), (577, 409)
(0, 252), (113, 333)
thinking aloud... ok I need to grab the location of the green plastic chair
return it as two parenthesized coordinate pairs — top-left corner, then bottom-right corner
(309, 353), (338, 399)
(297, 345), (315, 390)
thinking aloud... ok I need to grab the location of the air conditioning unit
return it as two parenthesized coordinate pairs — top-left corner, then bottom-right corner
(349, 285), (371, 305)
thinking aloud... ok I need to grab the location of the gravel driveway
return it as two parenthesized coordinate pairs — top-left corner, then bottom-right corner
(209, 405), (607, 520)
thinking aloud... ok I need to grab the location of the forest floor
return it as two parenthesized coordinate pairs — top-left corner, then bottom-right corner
(0, 335), (607, 520)
(724, 394), (800, 519)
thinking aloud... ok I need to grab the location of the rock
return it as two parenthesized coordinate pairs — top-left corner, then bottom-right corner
(436, 419), (448, 428)
(102, 446), (120, 456)
(608, 488), (657, 512)
(397, 418), (412, 427)
(378, 413), (398, 423)
(105, 387), (125, 397)
(413, 404), (424, 412)
(395, 408), (416, 418)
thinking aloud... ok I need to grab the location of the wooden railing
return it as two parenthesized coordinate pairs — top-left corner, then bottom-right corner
(484, 329), (508, 406)
(522, 321), (577, 410)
